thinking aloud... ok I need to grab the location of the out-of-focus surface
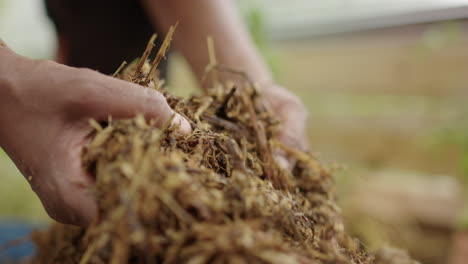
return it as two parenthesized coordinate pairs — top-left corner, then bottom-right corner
(0, 0), (55, 58)
(1, 0), (467, 263)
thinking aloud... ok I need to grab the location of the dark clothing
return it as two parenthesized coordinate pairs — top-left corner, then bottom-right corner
(44, 0), (169, 76)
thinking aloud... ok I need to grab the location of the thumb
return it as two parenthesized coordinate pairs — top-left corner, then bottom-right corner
(80, 71), (191, 134)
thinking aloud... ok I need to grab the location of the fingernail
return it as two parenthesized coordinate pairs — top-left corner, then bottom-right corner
(171, 113), (192, 135)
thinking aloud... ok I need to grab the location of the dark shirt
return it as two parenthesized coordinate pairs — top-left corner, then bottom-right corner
(45, 0), (169, 76)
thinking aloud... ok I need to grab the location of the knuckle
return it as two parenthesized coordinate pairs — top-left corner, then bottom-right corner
(64, 69), (100, 108)
(282, 94), (309, 120)
(296, 102), (309, 121)
(35, 59), (57, 69)
(144, 89), (171, 114)
(75, 67), (96, 76)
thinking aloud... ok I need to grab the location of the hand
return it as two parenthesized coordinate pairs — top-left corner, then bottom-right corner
(262, 85), (309, 169)
(0, 49), (190, 226)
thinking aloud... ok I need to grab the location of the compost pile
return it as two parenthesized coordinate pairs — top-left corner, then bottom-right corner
(32, 30), (416, 264)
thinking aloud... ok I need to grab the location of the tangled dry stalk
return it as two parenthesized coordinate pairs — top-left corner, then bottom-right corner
(32, 28), (417, 264)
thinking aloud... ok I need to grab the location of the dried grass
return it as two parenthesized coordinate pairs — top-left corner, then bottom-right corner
(32, 29), (417, 264)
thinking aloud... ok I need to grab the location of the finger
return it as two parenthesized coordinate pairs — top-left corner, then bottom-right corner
(32, 156), (97, 227)
(59, 145), (97, 226)
(262, 86), (309, 152)
(278, 126), (309, 152)
(274, 152), (294, 171)
(74, 70), (191, 134)
(56, 171), (97, 227)
(274, 102), (309, 170)
(52, 126), (101, 227)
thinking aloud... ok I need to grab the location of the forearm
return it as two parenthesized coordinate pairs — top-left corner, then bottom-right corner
(0, 39), (15, 117)
(142, 0), (273, 88)
(0, 39), (16, 147)
(0, 38), (22, 94)
(0, 39), (31, 149)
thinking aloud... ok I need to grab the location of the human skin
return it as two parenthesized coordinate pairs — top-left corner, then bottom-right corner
(448, 232), (468, 264)
(141, 0), (309, 165)
(0, 0), (309, 227)
(0, 39), (190, 226)
(52, 0), (310, 161)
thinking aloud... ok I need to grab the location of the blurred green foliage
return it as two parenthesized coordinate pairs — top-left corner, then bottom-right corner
(414, 20), (464, 63)
(431, 124), (468, 182)
(436, 125), (468, 229)
(422, 21), (463, 50)
(420, 20), (467, 183)
(460, 131), (468, 229)
(462, 139), (468, 180)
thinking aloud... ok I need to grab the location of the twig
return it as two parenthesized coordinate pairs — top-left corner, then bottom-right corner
(112, 61), (127, 77)
(207, 36), (219, 88)
(136, 34), (157, 76)
(145, 24), (178, 84)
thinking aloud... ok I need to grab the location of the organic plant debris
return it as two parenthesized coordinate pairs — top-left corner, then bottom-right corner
(32, 28), (418, 264)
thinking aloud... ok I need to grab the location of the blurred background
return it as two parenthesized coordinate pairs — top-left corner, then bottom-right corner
(1, 0), (468, 263)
